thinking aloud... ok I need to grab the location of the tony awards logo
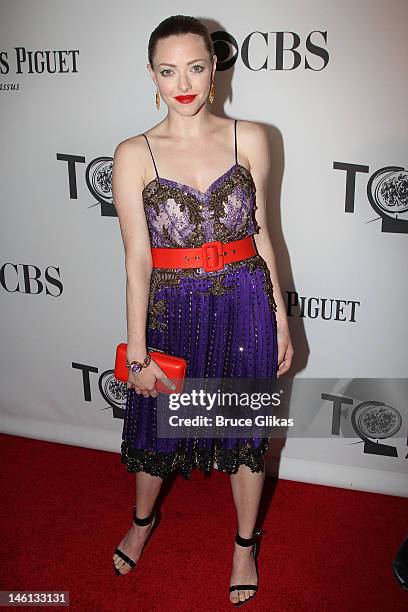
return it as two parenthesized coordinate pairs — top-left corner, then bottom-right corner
(367, 167), (408, 234)
(86, 157), (114, 216)
(334, 162), (408, 234)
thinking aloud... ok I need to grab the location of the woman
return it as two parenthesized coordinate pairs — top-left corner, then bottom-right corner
(112, 14), (293, 606)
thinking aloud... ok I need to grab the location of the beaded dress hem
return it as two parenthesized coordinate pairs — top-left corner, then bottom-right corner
(120, 438), (270, 480)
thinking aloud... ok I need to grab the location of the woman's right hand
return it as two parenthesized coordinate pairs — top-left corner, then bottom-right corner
(127, 359), (176, 397)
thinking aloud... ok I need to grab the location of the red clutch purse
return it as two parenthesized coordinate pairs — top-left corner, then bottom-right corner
(114, 343), (187, 394)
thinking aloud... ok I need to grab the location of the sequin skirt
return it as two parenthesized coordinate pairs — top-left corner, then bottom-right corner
(120, 254), (278, 480)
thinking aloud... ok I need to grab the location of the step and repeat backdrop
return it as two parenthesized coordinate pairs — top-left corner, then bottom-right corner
(1, 0), (407, 497)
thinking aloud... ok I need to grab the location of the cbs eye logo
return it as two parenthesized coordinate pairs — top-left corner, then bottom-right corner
(211, 30), (329, 71)
(212, 32), (239, 71)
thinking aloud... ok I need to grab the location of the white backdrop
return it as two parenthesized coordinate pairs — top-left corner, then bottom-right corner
(1, 0), (407, 497)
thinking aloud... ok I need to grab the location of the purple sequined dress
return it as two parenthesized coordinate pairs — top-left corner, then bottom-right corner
(120, 119), (278, 480)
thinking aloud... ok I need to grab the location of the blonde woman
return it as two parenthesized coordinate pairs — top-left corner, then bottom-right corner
(112, 14), (293, 606)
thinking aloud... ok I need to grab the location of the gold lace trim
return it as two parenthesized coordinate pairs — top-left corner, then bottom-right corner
(120, 438), (270, 480)
(143, 165), (260, 248)
(147, 255), (277, 332)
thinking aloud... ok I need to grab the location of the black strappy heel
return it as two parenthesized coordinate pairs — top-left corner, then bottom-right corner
(113, 506), (158, 576)
(229, 527), (264, 606)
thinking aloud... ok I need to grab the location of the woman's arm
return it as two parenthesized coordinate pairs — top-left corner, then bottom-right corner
(112, 137), (153, 364)
(241, 120), (294, 376)
(241, 121), (287, 325)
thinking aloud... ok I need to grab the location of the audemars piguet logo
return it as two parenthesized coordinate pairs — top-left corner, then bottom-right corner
(286, 292), (360, 322)
(0, 47), (79, 74)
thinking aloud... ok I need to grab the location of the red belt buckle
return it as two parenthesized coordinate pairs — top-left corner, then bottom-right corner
(201, 240), (224, 272)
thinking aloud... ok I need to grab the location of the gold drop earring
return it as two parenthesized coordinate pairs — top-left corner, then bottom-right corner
(208, 79), (215, 104)
(155, 88), (160, 110)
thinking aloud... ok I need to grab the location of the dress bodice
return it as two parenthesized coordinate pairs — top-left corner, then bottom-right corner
(141, 121), (261, 249)
(143, 163), (260, 248)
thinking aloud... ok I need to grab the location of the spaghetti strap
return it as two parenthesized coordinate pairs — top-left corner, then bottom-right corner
(234, 119), (238, 165)
(142, 133), (159, 180)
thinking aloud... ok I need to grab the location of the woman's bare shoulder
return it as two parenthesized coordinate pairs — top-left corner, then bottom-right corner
(113, 132), (148, 158)
(112, 132), (156, 187)
(235, 119), (269, 173)
(236, 118), (267, 142)
(115, 120), (167, 156)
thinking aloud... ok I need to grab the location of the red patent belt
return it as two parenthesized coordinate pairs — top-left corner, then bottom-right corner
(151, 236), (256, 272)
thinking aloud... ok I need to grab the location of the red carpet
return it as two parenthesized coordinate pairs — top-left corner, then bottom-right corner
(1, 433), (407, 612)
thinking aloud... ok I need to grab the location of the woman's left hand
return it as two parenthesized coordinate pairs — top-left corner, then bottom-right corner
(276, 318), (294, 378)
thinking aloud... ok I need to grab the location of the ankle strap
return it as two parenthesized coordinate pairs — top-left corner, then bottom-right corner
(133, 507), (155, 526)
(235, 528), (263, 547)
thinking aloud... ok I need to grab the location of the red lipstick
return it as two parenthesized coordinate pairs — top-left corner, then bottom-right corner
(174, 94), (197, 104)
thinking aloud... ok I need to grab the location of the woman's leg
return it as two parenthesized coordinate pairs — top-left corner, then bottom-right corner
(113, 471), (164, 575)
(135, 470), (164, 515)
(229, 460), (265, 604)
